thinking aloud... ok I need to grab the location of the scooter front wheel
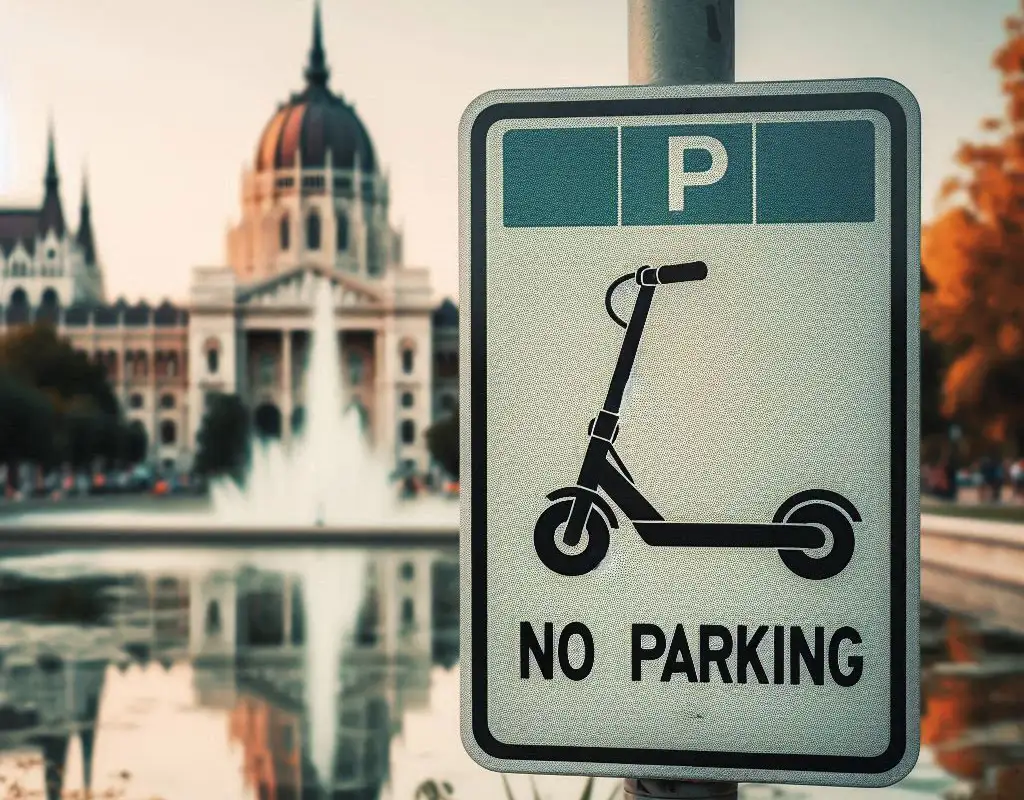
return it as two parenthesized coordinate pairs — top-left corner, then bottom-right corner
(534, 497), (610, 576)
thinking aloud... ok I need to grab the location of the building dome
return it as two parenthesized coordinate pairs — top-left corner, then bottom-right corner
(254, 3), (376, 173)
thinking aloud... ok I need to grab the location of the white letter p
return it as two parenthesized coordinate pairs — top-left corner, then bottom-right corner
(667, 136), (729, 212)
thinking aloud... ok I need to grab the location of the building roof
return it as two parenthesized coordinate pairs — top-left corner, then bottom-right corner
(0, 209), (41, 256)
(0, 123), (98, 266)
(254, 1), (377, 173)
(0, 298), (189, 328)
(432, 298), (458, 327)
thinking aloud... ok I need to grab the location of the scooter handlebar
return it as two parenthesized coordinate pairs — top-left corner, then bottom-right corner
(636, 261), (708, 286)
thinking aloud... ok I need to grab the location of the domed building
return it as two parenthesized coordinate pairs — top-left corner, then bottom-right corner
(227, 2), (392, 283)
(186, 2), (458, 474)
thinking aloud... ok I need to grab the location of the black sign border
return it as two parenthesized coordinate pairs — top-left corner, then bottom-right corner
(470, 90), (910, 775)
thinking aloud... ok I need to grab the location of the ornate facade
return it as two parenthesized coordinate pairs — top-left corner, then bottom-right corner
(0, 3), (458, 475)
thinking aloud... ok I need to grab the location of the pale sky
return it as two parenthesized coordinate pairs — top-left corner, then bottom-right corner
(0, 0), (1013, 305)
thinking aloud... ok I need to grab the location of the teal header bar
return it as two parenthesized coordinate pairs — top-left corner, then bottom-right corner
(756, 121), (875, 224)
(503, 128), (618, 227)
(501, 120), (876, 228)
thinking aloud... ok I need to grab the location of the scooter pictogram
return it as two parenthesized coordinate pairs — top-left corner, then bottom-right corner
(533, 260), (860, 580)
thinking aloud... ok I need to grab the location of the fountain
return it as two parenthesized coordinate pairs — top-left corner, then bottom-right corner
(0, 274), (459, 794)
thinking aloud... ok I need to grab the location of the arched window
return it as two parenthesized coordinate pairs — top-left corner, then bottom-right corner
(400, 561), (414, 581)
(160, 393), (176, 409)
(336, 213), (348, 251)
(166, 352), (179, 377)
(40, 287), (59, 307)
(204, 337), (221, 375)
(441, 394), (456, 413)
(254, 402), (282, 439)
(133, 350), (148, 378)
(401, 348), (414, 375)
(160, 420), (177, 445)
(401, 391), (414, 408)
(205, 601), (222, 637)
(9, 287), (27, 306)
(279, 214), (290, 250)
(306, 211), (321, 250)
(129, 393), (144, 410)
(400, 419), (415, 445)
(401, 598), (415, 628)
(158, 422), (177, 446)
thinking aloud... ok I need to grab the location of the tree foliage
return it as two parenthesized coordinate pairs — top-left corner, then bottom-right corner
(193, 393), (251, 483)
(920, 266), (949, 439)
(922, 6), (1024, 448)
(0, 369), (57, 465)
(123, 420), (149, 464)
(0, 323), (142, 478)
(425, 406), (459, 480)
(0, 322), (118, 416)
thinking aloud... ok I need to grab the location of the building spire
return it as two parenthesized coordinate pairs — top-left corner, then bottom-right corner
(80, 166), (90, 212)
(45, 115), (59, 189)
(40, 115), (66, 237)
(304, 0), (330, 89)
(77, 165), (97, 265)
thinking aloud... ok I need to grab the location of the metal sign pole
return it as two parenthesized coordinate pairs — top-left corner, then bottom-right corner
(628, 0), (735, 86)
(625, 2), (738, 799)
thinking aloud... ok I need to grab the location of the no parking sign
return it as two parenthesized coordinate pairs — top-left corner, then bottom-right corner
(459, 80), (920, 788)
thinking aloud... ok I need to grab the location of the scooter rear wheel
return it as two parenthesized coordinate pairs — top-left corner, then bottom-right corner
(534, 497), (610, 576)
(774, 491), (857, 580)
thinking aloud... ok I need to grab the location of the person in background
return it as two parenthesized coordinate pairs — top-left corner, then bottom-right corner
(1013, 458), (1024, 498)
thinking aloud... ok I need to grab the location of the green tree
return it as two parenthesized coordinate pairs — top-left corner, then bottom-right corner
(0, 369), (57, 490)
(0, 323), (118, 415)
(194, 393), (251, 483)
(62, 400), (104, 468)
(425, 406), (459, 480)
(0, 324), (141, 483)
(122, 420), (149, 465)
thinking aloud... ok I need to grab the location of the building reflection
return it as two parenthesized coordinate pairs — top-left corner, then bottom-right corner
(0, 548), (460, 800)
(920, 605), (1024, 799)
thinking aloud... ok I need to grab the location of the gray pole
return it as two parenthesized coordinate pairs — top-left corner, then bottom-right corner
(624, 1), (738, 799)
(628, 0), (735, 85)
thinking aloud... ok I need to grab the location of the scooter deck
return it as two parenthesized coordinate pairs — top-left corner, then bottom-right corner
(632, 521), (826, 549)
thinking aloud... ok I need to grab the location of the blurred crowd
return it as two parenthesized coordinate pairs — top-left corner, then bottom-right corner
(922, 454), (1024, 503)
(0, 462), (204, 502)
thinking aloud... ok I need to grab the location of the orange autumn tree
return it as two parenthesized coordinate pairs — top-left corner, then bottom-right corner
(923, 4), (1024, 450)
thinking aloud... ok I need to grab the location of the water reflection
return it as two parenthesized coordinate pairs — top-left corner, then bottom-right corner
(920, 606), (1024, 799)
(1, 548), (1022, 800)
(0, 547), (459, 800)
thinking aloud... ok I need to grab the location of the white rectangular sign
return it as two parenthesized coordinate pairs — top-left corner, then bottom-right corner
(459, 80), (921, 788)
